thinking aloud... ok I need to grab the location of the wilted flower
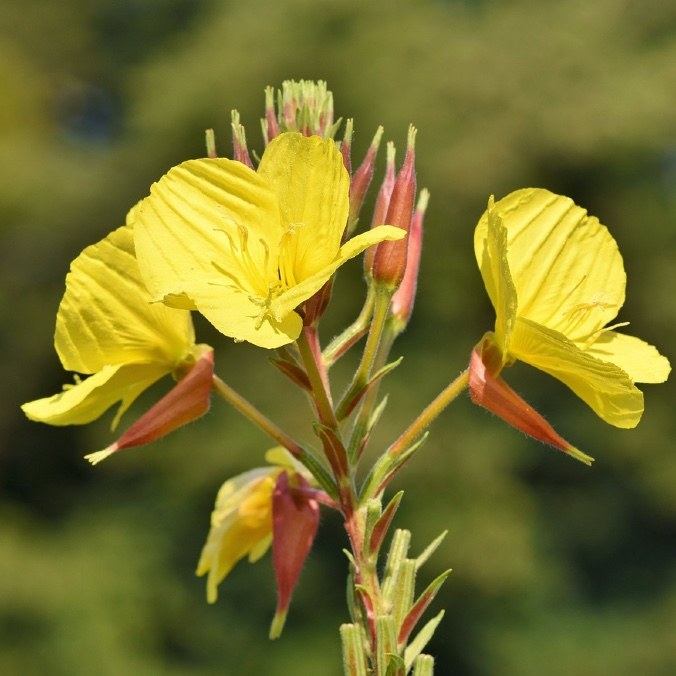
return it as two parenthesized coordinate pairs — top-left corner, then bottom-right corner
(196, 448), (319, 613)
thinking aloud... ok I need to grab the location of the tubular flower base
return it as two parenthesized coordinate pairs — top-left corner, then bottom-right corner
(469, 338), (593, 465)
(21, 226), (207, 435)
(133, 132), (405, 349)
(85, 347), (215, 465)
(270, 471), (320, 639)
(474, 188), (670, 430)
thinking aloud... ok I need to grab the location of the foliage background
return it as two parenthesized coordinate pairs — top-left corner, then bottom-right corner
(2, 0), (675, 674)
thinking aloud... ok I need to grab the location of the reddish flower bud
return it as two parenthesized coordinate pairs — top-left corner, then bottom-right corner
(231, 110), (254, 169)
(262, 85), (281, 145)
(347, 125), (384, 234)
(390, 189), (429, 329)
(468, 339), (594, 465)
(85, 348), (215, 465)
(341, 118), (353, 177)
(370, 126), (417, 289)
(270, 471), (320, 639)
(364, 141), (396, 275)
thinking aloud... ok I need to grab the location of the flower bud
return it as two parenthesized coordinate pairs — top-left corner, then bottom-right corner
(261, 85), (281, 145)
(347, 125), (384, 235)
(370, 126), (417, 289)
(364, 141), (396, 275)
(231, 110), (253, 168)
(340, 118), (353, 176)
(390, 188), (429, 330)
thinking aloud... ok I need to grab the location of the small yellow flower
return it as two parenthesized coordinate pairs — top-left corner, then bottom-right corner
(196, 448), (308, 603)
(474, 188), (670, 429)
(22, 226), (201, 429)
(133, 132), (405, 349)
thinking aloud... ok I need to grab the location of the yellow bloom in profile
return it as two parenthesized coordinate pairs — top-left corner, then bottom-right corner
(474, 188), (670, 429)
(196, 448), (313, 604)
(22, 226), (201, 429)
(133, 132), (405, 349)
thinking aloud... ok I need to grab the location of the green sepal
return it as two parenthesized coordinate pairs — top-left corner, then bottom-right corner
(340, 623), (369, 676)
(369, 491), (404, 559)
(381, 529), (411, 600)
(360, 433), (428, 501)
(313, 423), (350, 478)
(415, 530), (448, 572)
(398, 569), (452, 648)
(269, 356), (312, 392)
(375, 616), (397, 676)
(338, 357), (403, 421)
(384, 653), (406, 676)
(297, 448), (339, 502)
(404, 611), (445, 672)
(411, 653), (435, 676)
(363, 498), (383, 560)
(354, 394), (390, 462)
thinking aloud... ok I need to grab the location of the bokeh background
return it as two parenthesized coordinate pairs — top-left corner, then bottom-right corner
(2, 0), (675, 674)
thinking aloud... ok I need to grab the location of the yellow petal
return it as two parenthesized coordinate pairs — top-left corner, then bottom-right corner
(480, 197), (517, 354)
(196, 468), (279, 603)
(477, 189), (625, 342)
(270, 224), (405, 323)
(190, 284), (303, 349)
(586, 331), (671, 384)
(257, 133), (350, 283)
(21, 362), (167, 428)
(134, 157), (281, 303)
(510, 318), (644, 428)
(56, 226), (195, 374)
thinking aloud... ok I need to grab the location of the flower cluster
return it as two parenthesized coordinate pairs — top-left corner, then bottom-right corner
(22, 80), (670, 673)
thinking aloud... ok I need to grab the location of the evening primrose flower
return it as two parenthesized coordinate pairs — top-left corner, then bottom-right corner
(133, 132), (405, 349)
(197, 448), (319, 611)
(474, 188), (670, 430)
(21, 226), (211, 449)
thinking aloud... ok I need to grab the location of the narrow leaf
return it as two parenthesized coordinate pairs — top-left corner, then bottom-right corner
(369, 491), (404, 558)
(398, 569), (452, 648)
(404, 611), (445, 671)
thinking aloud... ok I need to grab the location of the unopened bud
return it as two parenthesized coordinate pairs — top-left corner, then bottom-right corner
(364, 141), (396, 274)
(261, 85), (281, 145)
(205, 129), (218, 158)
(341, 118), (353, 176)
(370, 125), (417, 289)
(231, 110), (253, 168)
(347, 125), (384, 235)
(391, 189), (429, 329)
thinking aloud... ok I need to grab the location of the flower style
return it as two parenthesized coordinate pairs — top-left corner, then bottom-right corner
(132, 131), (405, 349)
(473, 188), (670, 430)
(196, 448), (319, 610)
(21, 226), (211, 443)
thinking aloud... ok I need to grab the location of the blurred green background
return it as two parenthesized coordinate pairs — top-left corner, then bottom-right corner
(2, 0), (676, 674)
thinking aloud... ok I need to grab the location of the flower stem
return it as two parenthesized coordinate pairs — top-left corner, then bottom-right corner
(212, 374), (304, 457)
(297, 327), (340, 430)
(388, 368), (469, 458)
(337, 285), (393, 421)
(323, 285), (375, 367)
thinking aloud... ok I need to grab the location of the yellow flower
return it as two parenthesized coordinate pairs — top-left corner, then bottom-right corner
(22, 226), (201, 429)
(196, 448), (309, 603)
(133, 132), (405, 349)
(474, 188), (670, 429)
